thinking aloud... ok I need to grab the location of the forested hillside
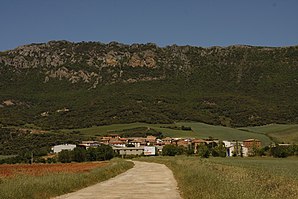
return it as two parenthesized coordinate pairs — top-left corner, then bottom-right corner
(0, 41), (297, 129)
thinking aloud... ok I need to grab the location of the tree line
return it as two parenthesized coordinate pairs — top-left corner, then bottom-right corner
(161, 142), (298, 158)
(58, 145), (114, 163)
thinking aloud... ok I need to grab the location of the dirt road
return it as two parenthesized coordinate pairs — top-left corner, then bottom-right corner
(54, 161), (181, 199)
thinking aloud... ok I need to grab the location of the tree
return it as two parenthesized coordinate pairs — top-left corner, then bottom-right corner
(211, 142), (226, 157)
(86, 147), (97, 161)
(96, 145), (114, 161)
(86, 145), (114, 161)
(197, 144), (210, 158)
(73, 147), (87, 162)
(270, 145), (289, 158)
(58, 150), (72, 163)
(162, 145), (178, 156)
(176, 145), (186, 155)
(185, 145), (194, 156)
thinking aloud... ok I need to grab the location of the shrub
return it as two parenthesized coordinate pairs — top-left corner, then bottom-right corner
(58, 150), (72, 163)
(211, 143), (226, 157)
(162, 145), (179, 156)
(73, 147), (87, 162)
(197, 144), (210, 158)
(270, 145), (289, 158)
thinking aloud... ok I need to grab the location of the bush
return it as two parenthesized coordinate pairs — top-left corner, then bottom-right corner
(270, 145), (289, 158)
(197, 144), (210, 158)
(96, 145), (114, 161)
(58, 150), (72, 163)
(185, 145), (194, 156)
(162, 145), (179, 156)
(211, 143), (226, 157)
(46, 157), (57, 164)
(86, 145), (114, 161)
(73, 147), (87, 162)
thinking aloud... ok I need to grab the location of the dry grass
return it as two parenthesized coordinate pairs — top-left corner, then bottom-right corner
(0, 159), (133, 199)
(139, 156), (298, 199)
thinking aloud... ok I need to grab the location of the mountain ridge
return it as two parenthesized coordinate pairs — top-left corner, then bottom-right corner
(0, 40), (297, 129)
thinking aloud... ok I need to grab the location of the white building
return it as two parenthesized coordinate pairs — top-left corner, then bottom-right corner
(223, 141), (248, 157)
(78, 141), (100, 149)
(144, 146), (156, 156)
(51, 144), (76, 153)
(113, 146), (144, 156)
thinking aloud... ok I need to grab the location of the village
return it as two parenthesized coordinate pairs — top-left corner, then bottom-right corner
(52, 133), (262, 157)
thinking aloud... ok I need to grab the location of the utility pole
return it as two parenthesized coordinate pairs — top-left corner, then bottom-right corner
(31, 152), (34, 164)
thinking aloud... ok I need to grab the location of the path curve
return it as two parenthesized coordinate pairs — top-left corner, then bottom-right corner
(54, 161), (181, 199)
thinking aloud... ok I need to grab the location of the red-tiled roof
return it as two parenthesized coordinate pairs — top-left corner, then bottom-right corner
(192, 139), (206, 143)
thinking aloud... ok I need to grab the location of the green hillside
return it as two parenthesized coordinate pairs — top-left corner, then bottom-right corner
(240, 124), (298, 144)
(64, 122), (272, 146)
(0, 41), (297, 129)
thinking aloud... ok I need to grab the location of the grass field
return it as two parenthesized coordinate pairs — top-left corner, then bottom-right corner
(0, 159), (133, 199)
(239, 124), (298, 144)
(139, 156), (298, 199)
(64, 122), (272, 146)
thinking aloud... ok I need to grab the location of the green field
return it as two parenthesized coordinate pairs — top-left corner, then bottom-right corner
(139, 156), (298, 199)
(177, 122), (272, 145)
(239, 124), (298, 144)
(64, 122), (272, 146)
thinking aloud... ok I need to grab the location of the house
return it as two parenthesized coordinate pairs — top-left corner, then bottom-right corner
(110, 141), (126, 147)
(100, 137), (110, 145)
(128, 140), (141, 147)
(223, 141), (248, 157)
(113, 146), (144, 156)
(146, 135), (156, 145)
(51, 144), (76, 153)
(77, 141), (100, 149)
(243, 139), (261, 149)
(192, 139), (206, 153)
(175, 139), (191, 147)
(162, 137), (173, 145)
(119, 138), (129, 142)
(129, 137), (147, 146)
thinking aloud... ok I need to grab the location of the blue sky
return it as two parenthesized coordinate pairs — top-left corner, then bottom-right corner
(0, 0), (298, 51)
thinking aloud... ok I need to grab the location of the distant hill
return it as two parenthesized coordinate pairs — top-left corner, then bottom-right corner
(0, 41), (297, 129)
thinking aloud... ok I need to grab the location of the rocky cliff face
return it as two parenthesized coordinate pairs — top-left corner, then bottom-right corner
(0, 41), (298, 128)
(0, 41), (169, 88)
(1, 40), (297, 89)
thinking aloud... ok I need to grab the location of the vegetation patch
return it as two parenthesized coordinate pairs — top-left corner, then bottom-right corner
(0, 159), (133, 199)
(107, 127), (163, 138)
(240, 124), (298, 144)
(139, 156), (298, 199)
(0, 162), (108, 178)
(65, 122), (272, 145)
(1, 43), (298, 129)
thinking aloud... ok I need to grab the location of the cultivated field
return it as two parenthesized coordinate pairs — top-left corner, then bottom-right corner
(240, 124), (298, 144)
(0, 162), (108, 178)
(177, 122), (271, 145)
(139, 156), (298, 199)
(0, 159), (133, 199)
(64, 122), (272, 145)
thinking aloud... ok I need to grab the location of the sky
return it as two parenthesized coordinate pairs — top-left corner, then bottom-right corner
(0, 0), (298, 51)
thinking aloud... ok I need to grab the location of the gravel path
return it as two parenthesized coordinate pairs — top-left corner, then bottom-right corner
(54, 161), (181, 199)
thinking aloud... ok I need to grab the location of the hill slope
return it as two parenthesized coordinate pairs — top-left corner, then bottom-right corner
(64, 122), (272, 146)
(0, 41), (297, 129)
(240, 124), (298, 144)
